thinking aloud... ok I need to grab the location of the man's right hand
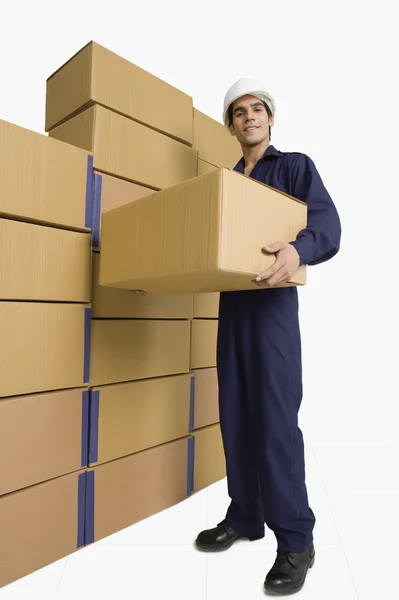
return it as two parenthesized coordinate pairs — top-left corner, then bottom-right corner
(130, 290), (147, 296)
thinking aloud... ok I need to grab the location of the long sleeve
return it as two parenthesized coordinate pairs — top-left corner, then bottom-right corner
(288, 153), (342, 267)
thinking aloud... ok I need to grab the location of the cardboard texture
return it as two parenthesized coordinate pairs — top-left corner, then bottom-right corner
(90, 319), (190, 386)
(191, 320), (218, 369)
(192, 423), (226, 492)
(89, 374), (192, 466)
(91, 252), (193, 319)
(193, 108), (242, 167)
(0, 118), (90, 230)
(0, 470), (84, 588)
(0, 303), (90, 398)
(48, 105), (198, 190)
(46, 41), (194, 145)
(87, 437), (189, 542)
(197, 158), (218, 176)
(99, 168), (307, 293)
(0, 219), (91, 302)
(0, 388), (88, 496)
(193, 293), (220, 319)
(92, 171), (154, 248)
(193, 368), (219, 430)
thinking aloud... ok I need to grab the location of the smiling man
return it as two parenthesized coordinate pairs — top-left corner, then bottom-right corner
(195, 79), (342, 595)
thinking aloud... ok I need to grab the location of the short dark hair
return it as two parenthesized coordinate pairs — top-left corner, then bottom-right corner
(228, 100), (272, 140)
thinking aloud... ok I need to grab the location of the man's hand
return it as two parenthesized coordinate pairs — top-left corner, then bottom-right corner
(130, 290), (147, 296)
(253, 242), (300, 288)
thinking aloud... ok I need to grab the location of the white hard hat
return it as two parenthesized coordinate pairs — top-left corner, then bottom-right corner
(223, 78), (276, 130)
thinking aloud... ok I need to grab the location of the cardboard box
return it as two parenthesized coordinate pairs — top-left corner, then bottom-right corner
(99, 168), (307, 294)
(89, 374), (193, 466)
(197, 158), (218, 176)
(0, 118), (91, 230)
(90, 319), (190, 386)
(192, 423), (225, 492)
(92, 171), (154, 248)
(0, 389), (88, 496)
(193, 293), (219, 318)
(85, 437), (191, 543)
(91, 252), (193, 319)
(191, 320), (218, 369)
(0, 219), (91, 302)
(0, 303), (91, 398)
(48, 105), (198, 190)
(192, 368), (219, 430)
(0, 470), (85, 588)
(193, 109), (242, 167)
(46, 41), (193, 145)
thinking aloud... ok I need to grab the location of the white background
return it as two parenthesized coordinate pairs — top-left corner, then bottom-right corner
(0, 1), (398, 597)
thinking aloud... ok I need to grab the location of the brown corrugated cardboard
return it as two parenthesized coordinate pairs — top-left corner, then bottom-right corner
(49, 105), (198, 190)
(99, 168), (307, 293)
(91, 252), (193, 319)
(0, 118), (90, 230)
(0, 303), (90, 398)
(0, 219), (91, 302)
(193, 293), (220, 318)
(191, 320), (218, 369)
(90, 319), (190, 386)
(86, 437), (189, 542)
(0, 389), (88, 496)
(193, 109), (242, 167)
(0, 470), (84, 588)
(193, 368), (219, 430)
(46, 41), (193, 145)
(89, 374), (192, 466)
(93, 171), (155, 248)
(197, 159), (218, 176)
(192, 423), (225, 492)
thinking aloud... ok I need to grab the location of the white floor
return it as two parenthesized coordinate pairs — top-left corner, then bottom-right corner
(1, 446), (398, 600)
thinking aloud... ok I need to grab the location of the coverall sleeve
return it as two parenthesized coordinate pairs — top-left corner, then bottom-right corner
(289, 154), (342, 267)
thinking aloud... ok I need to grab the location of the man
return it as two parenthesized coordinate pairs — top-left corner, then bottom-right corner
(194, 79), (341, 595)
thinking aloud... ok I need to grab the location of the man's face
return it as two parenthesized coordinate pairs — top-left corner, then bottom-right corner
(229, 94), (273, 147)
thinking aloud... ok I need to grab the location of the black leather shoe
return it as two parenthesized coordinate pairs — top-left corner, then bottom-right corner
(264, 542), (315, 595)
(195, 519), (264, 552)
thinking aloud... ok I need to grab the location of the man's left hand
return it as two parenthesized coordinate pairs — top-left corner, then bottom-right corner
(253, 242), (300, 288)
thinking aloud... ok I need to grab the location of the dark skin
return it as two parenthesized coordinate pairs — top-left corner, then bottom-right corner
(132, 94), (300, 295)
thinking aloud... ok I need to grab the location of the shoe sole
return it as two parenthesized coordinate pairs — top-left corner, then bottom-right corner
(195, 531), (265, 553)
(264, 553), (315, 595)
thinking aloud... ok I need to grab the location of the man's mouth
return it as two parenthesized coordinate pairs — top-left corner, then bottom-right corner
(244, 126), (259, 132)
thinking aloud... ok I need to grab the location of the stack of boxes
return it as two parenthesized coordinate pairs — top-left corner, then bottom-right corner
(0, 41), (243, 587)
(0, 119), (92, 587)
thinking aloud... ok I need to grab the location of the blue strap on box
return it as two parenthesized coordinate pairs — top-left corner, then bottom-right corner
(89, 390), (100, 465)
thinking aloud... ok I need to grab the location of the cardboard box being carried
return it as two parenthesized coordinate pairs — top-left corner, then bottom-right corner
(0, 118), (91, 230)
(45, 41), (194, 145)
(0, 389), (88, 496)
(85, 437), (191, 543)
(91, 252), (193, 319)
(0, 218), (91, 302)
(48, 105), (198, 190)
(0, 470), (85, 588)
(99, 168), (307, 294)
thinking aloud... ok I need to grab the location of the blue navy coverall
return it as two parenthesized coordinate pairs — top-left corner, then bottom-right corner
(217, 145), (341, 553)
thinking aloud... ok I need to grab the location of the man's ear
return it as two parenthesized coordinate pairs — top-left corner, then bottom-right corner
(229, 124), (236, 137)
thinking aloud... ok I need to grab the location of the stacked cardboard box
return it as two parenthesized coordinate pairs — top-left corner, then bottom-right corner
(44, 41), (227, 545)
(0, 118), (92, 587)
